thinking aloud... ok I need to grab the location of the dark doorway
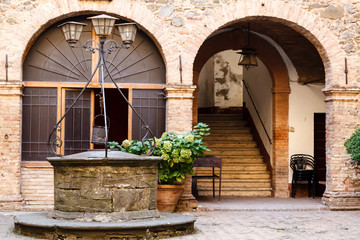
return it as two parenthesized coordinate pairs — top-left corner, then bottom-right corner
(314, 113), (326, 196)
(94, 89), (128, 147)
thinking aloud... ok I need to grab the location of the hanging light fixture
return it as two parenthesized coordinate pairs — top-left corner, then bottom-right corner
(87, 14), (118, 38)
(57, 21), (87, 47)
(115, 23), (138, 47)
(237, 22), (258, 70)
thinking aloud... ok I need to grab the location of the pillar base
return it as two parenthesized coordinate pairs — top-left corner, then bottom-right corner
(177, 193), (197, 212)
(0, 195), (23, 210)
(322, 192), (360, 210)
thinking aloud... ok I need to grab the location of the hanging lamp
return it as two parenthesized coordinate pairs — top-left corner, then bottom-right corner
(237, 22), (258, 70)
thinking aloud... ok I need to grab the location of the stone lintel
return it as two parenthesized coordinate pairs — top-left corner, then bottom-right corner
(0, 81), (24, 96)
(322, 191), (360, 210)
(323, 88), (360, 102)
(165, 84), (196, 99)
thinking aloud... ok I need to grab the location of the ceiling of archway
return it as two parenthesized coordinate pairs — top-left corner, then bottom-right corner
(214, 20), (325, 85)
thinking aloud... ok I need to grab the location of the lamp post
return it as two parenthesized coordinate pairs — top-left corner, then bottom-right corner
(48, 14), (154, 158)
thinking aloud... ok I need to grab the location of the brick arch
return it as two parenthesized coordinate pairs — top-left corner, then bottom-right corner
(193, 30), (290, 197)
(193, 31), (289, 89)
(17, 1), (173, 81)
(186, 0), (343, 89)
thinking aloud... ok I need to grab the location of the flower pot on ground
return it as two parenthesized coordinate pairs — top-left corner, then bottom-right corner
(108, 122), (210, 212)
(157, 184), (184, 213)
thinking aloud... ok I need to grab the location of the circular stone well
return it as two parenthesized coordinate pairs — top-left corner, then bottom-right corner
(14, 149), (196, 239)
(48, 149), (162, 222)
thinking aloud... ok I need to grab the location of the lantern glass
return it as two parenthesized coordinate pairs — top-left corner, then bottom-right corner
(88, 14), (118, 37)
(237, 48), (258, 69)
(115, 23), (137, 45)
(58, 21), (87, 47)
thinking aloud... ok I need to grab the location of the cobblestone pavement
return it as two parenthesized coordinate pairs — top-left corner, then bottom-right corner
(1, 210), (360, 240)
(174, 210), (360, 240)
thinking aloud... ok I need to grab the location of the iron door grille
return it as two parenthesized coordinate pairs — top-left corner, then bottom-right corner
(132, 89), (166, 140)
(64, 90), (91, 155)
(22, 87), (57, 161)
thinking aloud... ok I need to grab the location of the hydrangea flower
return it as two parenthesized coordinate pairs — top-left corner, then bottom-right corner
(172, 149), (180, 158)
(180, 149), (192, 159)
(163, 141), (172, 152)
(161, 153), (170, 161)
(185, 134), (194, 143)
(155, 138), (161, 148)
(121, 139), (131, 149)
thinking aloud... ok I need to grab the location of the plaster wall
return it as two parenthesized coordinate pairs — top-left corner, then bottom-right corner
(198, 50), (243, 108)
(243, 59), (273, 163)
(198, 57), (214, 108)
(288, 83), (326, 157)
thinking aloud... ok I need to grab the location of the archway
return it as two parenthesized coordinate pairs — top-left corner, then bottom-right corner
(193, 18), (326, 198)
(20, 14), (166, 207)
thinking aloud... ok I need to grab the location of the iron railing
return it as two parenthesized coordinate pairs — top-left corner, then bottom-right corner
(242, 79), (272, 145)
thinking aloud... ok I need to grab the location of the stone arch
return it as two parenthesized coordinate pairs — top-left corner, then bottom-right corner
(184, 0), (343, 89)
(13, 0), (174, 82)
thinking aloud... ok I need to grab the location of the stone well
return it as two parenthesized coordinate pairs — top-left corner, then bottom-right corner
(14, 149), (195, 239)
(47, 149), (162, 222)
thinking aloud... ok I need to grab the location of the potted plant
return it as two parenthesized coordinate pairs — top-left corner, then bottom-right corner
(108, 122), (210, 212)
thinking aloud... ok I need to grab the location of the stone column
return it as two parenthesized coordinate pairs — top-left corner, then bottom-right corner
(272, 87), (290, 198)
(164, 85), (197, 211)
(0, 81), (23, 210)
(322, 89), (360, 210)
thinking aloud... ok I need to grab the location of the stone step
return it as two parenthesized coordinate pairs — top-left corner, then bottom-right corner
(197, 113), (273, 198)
(196, 179), (271, 188)
(204, 139), (256, 144)
(196, 171), (271, 179)
(209, 149), (261, 156)
(197, 188), (272, 197)
(198, 114), (243, 121)
(206, 122), (248, 128)
(195, 164), (267, 172)
(221, 164), (267, 171)
(204, 135), (253, 141)
(221, 159), (264, 164)
(205, 142), (257, 148)
(209, 129), (251, 134)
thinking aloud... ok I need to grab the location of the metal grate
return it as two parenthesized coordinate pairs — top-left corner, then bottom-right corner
(132, 89), (166, 140)
(22, 87), (57, 161)
(64, 90), (91, 155)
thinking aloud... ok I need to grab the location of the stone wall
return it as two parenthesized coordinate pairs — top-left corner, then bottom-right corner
(0, 0), (359, 209)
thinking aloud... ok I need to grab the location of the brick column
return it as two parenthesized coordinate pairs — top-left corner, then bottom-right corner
(164, 85), (197, 211)
(272, 87), (290, 198)
(322, 89), (360, 210)
(0, 81), (23, 210)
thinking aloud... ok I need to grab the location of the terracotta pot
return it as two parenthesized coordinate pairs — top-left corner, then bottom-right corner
(157, 184), (184, 213)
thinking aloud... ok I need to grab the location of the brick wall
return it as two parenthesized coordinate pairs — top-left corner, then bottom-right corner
(0, 82), (23, 210)
(21, 163), (54, 210)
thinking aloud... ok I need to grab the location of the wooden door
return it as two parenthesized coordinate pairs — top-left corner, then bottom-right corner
(314, 113), (326, 196)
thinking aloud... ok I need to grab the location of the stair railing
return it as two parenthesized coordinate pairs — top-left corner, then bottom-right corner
(242, 79), (272, 145)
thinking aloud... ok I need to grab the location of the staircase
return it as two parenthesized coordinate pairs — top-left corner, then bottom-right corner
(196, 114), (272, 197)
